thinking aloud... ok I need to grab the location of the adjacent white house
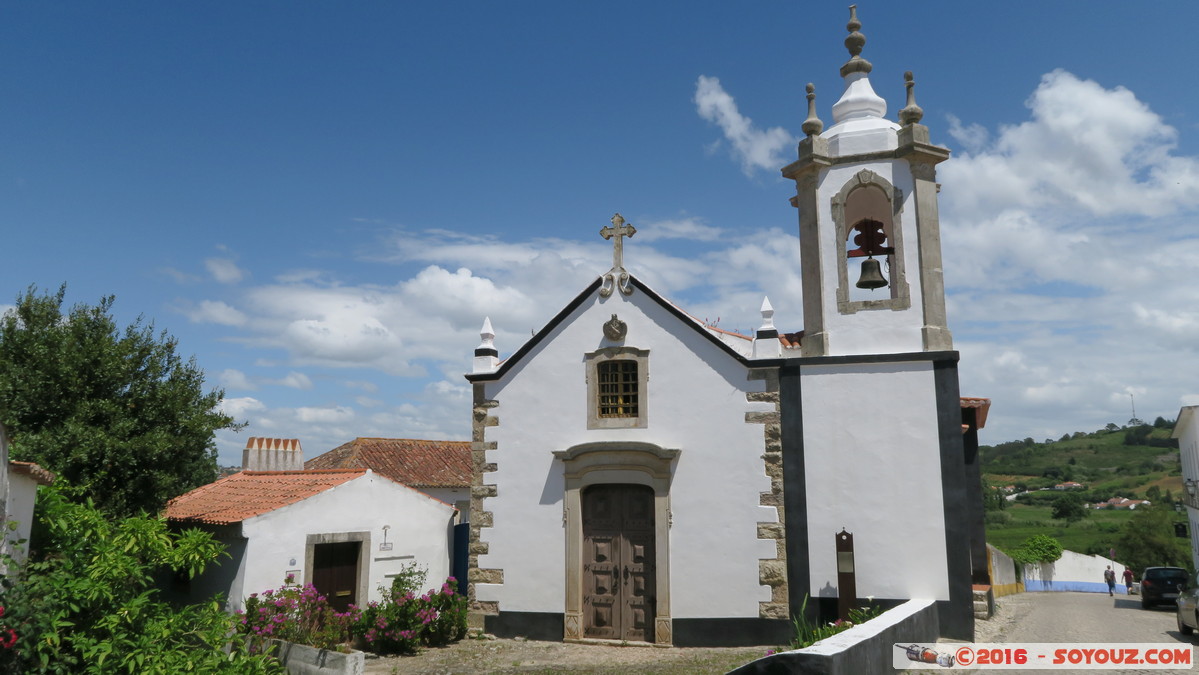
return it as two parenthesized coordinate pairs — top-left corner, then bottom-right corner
(164, 467), (457, 612)
(1175, 405), (1199, 569)
(464, 9), (984, 646)
(305, 437), (472, 522)
(0, 422), (54, 567)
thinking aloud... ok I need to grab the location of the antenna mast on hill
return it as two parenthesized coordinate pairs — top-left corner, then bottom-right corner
(1128, 393), (1141, 426)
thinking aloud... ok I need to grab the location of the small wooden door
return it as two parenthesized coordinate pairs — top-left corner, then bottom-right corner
(312, 541), (360, 613)
(582, 484), (656, 642)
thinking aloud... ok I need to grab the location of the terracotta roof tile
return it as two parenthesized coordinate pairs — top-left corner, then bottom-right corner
(8, 461), (54, 486)
(305, 438), (471, 488)
(164, 468), (366, 525)
(779, 331), (804, 349)
(960, 397), (992, 429)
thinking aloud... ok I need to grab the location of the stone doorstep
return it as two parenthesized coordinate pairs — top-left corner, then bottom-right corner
(564, 638), (672, 649)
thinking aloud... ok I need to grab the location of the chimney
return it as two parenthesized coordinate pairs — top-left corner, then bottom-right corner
(242, 437), (304, 472)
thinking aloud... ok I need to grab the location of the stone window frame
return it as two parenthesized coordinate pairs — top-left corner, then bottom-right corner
(832, 169), (911, 314)
(304, 531), (371, 610)
(553, 441), (678, 645)
(584, 347), (649, 429)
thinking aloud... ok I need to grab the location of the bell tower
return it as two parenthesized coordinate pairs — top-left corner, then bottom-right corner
(782, 6), (952, 357)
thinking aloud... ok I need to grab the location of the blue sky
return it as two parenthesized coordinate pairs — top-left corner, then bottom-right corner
(2, 3), (1197, 465)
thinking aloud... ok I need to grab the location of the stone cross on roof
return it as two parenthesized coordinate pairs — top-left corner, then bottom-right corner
(599, 213), (636, 297)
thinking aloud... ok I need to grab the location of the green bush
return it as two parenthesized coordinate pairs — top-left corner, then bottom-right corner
(349, 565), (467, 655)
(237, 582), (358, 650)
(787, 595), (882, 650)
(984, 511), (1011, 525)
(1011, 534), (1063, 566)
(0, 487), (282, 674)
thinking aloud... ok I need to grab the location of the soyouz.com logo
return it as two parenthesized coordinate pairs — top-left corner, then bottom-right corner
(893, 643), (1193, 669)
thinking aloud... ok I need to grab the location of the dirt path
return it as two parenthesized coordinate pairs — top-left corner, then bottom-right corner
(362, 636), (774, 674)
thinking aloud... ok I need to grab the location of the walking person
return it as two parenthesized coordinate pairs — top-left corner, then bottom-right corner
(1104, 565), (1116, 596)
(1123, 567), (1134, 594)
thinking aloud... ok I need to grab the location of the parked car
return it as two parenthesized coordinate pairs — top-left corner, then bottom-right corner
(1177, 572), (1199, 634)
(1141, 566), (1188, 609)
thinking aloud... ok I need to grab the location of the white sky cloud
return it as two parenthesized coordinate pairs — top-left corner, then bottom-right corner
(205, 258), (246, 284)
(184, 300), (248, 326)
(694, 75), (796, 176)
(218, 368), (255, 391)
(274, 371), (314, 390)
(219, 396), (265, 419)
(195, 68), (1199, 462)
(634, 217), (724, 243)
(937, 70), (1199, 440)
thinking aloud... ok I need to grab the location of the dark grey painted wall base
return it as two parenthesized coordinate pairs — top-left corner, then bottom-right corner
(673, 618), (791, 647)
(482, 612), (791, 647)
(484, 612), (564, 642)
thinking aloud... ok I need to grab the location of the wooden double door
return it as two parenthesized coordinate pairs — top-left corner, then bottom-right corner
(312, 541), (360, 613)
(582, 484), (656, 642)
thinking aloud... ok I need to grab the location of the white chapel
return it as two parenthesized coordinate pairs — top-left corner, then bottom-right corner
(463, 7), (985, 647)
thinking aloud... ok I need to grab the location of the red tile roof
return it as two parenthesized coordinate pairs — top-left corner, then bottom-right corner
(8, 461), (54, 485)
(164, 469), (366, 525)
(961, 397), (992, 429)
(305, 438), (471, 488)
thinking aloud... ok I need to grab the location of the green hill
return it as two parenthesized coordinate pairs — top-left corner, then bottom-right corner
(981, 419), (1188, 565)
(982, 419), (1180, 499)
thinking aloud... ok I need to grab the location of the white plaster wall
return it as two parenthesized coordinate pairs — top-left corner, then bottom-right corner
(1190, 511), (1199, 572)
(230, 472), (456, 610)
(4, 474), (38, 562)
(0, 426), (8, 522)
(421, 486), (470, 522)
(987, 544), (1019, 587)
(476, 287), (778, 618)
(815, 160), (927, 356)
(1178, 407), (1199, 570)
(801, 361), (949, 601)
(1023, 551), (1125, 591)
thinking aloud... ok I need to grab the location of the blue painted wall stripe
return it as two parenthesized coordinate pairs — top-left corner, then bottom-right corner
(1024, 580), (1128, 594)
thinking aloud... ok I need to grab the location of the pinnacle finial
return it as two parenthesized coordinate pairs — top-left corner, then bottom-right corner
(840, 5), (873, 78)
(899, 71), (924, 125)
(759, 296), (776, 332)
(479, 317), (495, 348)
(473, 316), (500, 373)
(802, 83), (824, 137)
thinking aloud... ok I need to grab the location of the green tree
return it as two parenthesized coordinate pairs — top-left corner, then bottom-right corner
(1146, 485), (1163, 503)
(0, 487), (283, 674)
(983, 482), (1008, 512)
(0, 286), (238, 516)
(1115, 506), (1190, 574)
(1051, 492), (1087, 524)
(1125, 425), (1152, 446)
(1011, 534), (1063, 566)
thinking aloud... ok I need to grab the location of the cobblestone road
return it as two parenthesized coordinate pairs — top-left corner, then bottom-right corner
(936, 592), (1198, 674)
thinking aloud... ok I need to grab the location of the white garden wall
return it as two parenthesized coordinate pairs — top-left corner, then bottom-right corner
(1023, 550), (1126, 594)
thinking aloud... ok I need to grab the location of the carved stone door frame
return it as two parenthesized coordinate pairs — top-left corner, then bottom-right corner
(553, 441), (677, 645)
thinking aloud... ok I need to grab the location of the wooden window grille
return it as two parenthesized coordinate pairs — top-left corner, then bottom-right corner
(597, 360), (638, 418)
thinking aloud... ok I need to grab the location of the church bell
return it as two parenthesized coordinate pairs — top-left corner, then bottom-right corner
(855, 257), (887, 290)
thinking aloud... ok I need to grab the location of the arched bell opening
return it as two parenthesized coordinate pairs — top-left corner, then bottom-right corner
(831, 169), (911, 314)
